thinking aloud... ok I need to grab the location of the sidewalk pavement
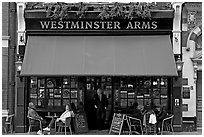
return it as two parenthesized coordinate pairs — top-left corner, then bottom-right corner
(4, 129), (202, 135)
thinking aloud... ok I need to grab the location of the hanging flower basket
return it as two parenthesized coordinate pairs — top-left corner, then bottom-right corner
(25, 2), (173, 20)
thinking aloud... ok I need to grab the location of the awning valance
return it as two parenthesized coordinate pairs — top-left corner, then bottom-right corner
(21, 35), (178, 76)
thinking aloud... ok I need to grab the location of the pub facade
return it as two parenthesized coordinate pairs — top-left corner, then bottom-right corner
(15, 2), (184, 132)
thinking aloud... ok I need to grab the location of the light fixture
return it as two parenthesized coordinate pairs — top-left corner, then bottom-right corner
(193, 62), (198, 79)
(160, 81), (165, 86)
(16, 56), (23, 73)
(153, 81), (158, 86)
(176, 57), (184, 71)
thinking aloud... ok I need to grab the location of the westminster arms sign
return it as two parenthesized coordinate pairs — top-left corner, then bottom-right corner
(39, 20), (158, 30)
(26, 18), (173, 33)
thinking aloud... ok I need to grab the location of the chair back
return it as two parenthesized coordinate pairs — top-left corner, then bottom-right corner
(128, 116), (142, 126)
(163, 114), (174, 124)
(6, 114), (15, 124)
(27, 116), (42, 129)
(27, 116), (32, 126)
(161, 114), (174, 134)
(65, 117), (72, 127)
(127, 116), (143, 134)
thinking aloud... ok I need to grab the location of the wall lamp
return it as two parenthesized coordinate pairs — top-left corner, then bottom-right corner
(193, 62), (198, 80)
(176, 57), (184, 72)
(16, 56), (23, 75)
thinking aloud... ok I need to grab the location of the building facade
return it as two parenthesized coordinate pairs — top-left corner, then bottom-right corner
(2, 2), (17, 118)
(181, 2), (202, 131)
(1, 2), (201, 133)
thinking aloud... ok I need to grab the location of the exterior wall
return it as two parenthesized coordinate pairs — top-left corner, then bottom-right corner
(2, 2), (9, 36)
(2, 2), (9, 114)
(181, 2), (202, 130)
(182, 2), (202, 117)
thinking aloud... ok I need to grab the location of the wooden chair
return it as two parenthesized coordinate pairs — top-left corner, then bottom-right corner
(55, 117), (72, 135)
(27, 116), (43, 134)
(161, 114), (174, 135)
(3, 114), (15, 134)
(127, 116), (143, 135)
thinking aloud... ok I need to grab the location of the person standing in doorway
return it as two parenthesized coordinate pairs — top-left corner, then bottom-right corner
(94, 88), (108, 130)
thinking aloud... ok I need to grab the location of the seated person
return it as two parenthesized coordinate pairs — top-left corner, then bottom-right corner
(44, 104), (75, 131)
(27, 102), (48, 132)
(56, 104), (75, 123)
(156, 106), (167, 134)
(48, 103), (75, 130)
(131, 102), (143, 121)
(129, 102), (143, 134)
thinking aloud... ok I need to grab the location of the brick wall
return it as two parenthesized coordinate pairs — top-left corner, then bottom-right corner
(2, 47), (8, 110)
(2, 2), (9, 36)
(2, 2), (9, 110)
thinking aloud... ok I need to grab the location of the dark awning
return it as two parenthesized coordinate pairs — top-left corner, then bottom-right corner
(21, 35), (178, 76)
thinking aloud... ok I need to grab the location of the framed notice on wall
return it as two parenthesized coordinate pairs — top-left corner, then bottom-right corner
(183, 87), (190, 99)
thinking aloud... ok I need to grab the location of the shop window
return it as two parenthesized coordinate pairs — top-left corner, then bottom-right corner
(29, 76), (79, 109)
(119, 77), (136, 108)
(135, 77), (168, 109)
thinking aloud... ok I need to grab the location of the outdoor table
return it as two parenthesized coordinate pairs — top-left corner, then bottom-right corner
(45, 115), (59, 119)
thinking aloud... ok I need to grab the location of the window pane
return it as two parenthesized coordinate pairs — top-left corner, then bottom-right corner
(137, 99), (143, 106)
(30, 77), (37, 88)
(128, 91), (135, 98)
(160, 78), (167, 88)
(46, 78), (55, 88)
(121, 99), (127, 107)
(54, 99), (61, 106)
(71, 77), (77, 88)
(153, 88), (160, 98)
(63, 89), (70, 98)
(63, 99), (70, 106)
(54, 89), (61, 98)
(153, 78), (160, 88)
(128, 99), (135, 107)
(30, 88), (37, 98)
(47, 89), (54, 98)
(153, 99), (160, 107)
(161, 88), (167, 96)
(38, 89), (45, 98)
(161, 99), (167, 107)
(71, 99), (78, 108)
(63, 77), (70, 88)
(48, 99), (53, 106)
(55, 78), (62, 88)
(71, 90), (77, 98)
(38, 78), (45, 88)
(120, 90), (127, 98)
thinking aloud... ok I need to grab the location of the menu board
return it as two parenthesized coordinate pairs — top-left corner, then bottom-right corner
(109, 113), (125, 135)
(73, 112), (88, 133)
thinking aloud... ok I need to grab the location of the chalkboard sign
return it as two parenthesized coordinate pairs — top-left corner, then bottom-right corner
(109, 113), (126, 135)
(73, 112), (88, 133)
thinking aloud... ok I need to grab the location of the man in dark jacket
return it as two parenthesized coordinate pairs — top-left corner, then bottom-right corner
(93, 88), (108, 130)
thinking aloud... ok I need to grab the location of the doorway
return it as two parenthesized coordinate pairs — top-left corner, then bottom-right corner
(84, 76), (113, 130)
